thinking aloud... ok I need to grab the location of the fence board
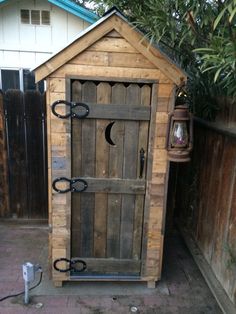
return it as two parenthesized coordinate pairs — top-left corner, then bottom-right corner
(0, 91), (9, 217)
(171, 119), (236, 306)
(2, 90), (47, 219)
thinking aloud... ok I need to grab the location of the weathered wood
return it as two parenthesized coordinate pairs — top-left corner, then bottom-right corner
(71, 80), (82, 257)
(94, 82), (111, 258)
(72, 258), (140, 274)
(107, 83), (125, 258)
(70, 178), (145, 194)
(35, 14), (186, 84)
(52, 64), (169, 82)
(80, 81), (96, 257)
(2, 90), (47, 219)
(0, 92), (9, 217)
(73, 103), (151, 121)
(37, 6), (182, 285)
(71, 50), (154, 69)
(133, 85), (151, 260)
(88, 37), (137, 53)
(175, 122), (236, 306)
(120, 84), (141, 259)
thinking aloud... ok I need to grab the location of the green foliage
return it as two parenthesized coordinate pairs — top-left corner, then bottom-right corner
(84, 0), (236, 119)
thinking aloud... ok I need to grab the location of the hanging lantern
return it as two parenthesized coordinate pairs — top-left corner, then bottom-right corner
(166, 105), (193, 162)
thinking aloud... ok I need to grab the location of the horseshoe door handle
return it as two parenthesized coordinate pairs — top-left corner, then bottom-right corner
(52, 177), (88, 193)
(51, 100), (89, 119)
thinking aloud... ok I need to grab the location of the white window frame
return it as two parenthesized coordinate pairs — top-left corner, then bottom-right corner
(0, 67), (21, 91)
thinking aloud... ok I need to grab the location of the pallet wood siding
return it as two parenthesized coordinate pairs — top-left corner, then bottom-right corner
(2, 90), (48, 219)
(173, 122), (236, 305)
(0, 92), (9, 217)
(35, 10), (186, 286)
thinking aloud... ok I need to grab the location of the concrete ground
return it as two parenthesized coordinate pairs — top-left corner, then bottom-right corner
(0, 222), (222, 314)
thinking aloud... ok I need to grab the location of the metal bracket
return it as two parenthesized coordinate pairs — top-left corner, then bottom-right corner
(53, 258), (87, 273)
(51, 100), (89, 119)
(139, 148), (145, 178)
(52, 177), (88, 193)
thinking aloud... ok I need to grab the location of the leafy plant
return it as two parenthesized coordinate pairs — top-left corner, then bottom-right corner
(79, 0), (236, 119)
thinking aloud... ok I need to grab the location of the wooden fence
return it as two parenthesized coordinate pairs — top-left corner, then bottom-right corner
(0, 91), (9, 217)
(171, 119), (236, 306)
(1, 90), (47, 219)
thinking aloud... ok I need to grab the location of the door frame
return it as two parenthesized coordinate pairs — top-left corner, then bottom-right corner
(65, 75), (158, 279)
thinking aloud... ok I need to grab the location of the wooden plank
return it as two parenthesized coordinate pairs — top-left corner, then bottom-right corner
(133, 84), (151, 260)
(52, 64), (169, 82)
(71, 51), (154, 69)
(141, 83), (159, 278)
(71, 178), (145, 194)
(71, 80), (82, 257)
(112, 15), (186, 85)
(88, 37), (137, 53)
(107, 83), (125, 258)
(49, 78), (65, 93)
(35, 14), (185, 83)
(78, 103), (150, 120)
(4, 90), (28, 218)
(120, 84), (140, 259)
(211, 137), (236, 282)
(71, 258), (140, 274)
(24, 91), (47, 218)
(107, 30), (122, 38)
(0, 91), (9, 217)
(106, 30), (121, 38)
(46, 78), (52, 227)
(80, 81), (96, 257)
(94, 82), (111, 258)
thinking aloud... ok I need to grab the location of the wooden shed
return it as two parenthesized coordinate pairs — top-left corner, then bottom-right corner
(34, 8), (186, 287)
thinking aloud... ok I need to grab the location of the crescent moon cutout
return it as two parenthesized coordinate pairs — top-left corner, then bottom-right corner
(105, 121), (116, 146)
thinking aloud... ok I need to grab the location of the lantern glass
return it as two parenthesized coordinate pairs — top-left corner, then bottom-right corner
(170, 121), (188, 148)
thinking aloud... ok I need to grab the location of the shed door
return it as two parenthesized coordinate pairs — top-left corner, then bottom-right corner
(71, 79), (152, 278)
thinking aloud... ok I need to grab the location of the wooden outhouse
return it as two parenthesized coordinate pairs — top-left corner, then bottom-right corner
(34, 8), (186, 287)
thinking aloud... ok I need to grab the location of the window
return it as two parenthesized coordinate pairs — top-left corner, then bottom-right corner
(31, 10), (40, 25)
(21, 9), (30, 24)
(20, 9), (50, 25)
(0, 69), (45, 93)
(42, 10), (50, 25)
(1, 70), (20, 91)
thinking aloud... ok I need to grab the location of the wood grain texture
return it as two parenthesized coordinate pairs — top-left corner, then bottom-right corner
(43, 13), (177, 283)
(174, 122), (236, 305)
(0, 92), (9, 217)
(94, 82), (111, 258)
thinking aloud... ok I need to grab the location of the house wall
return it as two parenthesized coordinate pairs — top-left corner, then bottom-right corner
(0, 0), (90, 69)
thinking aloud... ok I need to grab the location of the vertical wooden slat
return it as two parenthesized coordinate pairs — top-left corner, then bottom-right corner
(120, 84), (140, 259)
(107, 83), (125, 258)
(24, 91), (47, 218)
(133, 85), (151, 260)
(80, 81), (96, 257)
(94, 82), (111, 257)
(0, 91), (9, 217)
(5, 90), (28, 218)
(71, 80), (82, 257)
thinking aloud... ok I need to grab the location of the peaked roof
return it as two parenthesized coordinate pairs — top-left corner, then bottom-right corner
(34, 8), (187, 85)
(0, 0), (98, 24)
